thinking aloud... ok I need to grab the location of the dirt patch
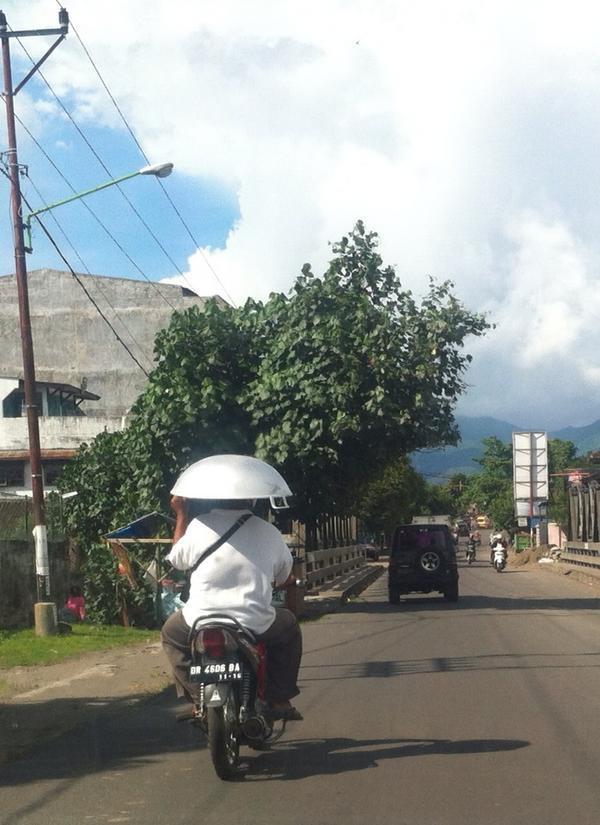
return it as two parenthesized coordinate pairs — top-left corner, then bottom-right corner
(507, 544), (600, 593)
(508, 545), (549, 568)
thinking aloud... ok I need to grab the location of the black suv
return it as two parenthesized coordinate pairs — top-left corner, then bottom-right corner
(388, 523), (459, 604)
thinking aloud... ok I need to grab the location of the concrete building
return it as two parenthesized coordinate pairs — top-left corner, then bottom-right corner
(0, 268), (218, 492)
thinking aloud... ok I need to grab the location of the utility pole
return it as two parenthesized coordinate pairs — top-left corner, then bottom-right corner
(0, 8), (69, 635)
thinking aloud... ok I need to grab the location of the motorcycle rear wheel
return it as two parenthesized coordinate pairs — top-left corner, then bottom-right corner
(208, 693), (240, 781)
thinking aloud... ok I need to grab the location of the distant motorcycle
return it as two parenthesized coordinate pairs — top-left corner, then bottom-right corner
(465, 539), (477, 565)
(491, 541), (507, 572)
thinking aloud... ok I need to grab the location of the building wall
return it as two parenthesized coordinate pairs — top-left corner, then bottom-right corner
(0, 539), (71, 628)
(0, 269), (217, 417)
(0, 415), (124, 452)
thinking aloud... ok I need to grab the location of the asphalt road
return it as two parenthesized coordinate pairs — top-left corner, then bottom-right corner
(3, 553), (600, 825)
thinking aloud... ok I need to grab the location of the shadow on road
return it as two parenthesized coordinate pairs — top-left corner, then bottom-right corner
(342, 593), (600, 614)
(299, 649), (600, 682)
(241, 735), (530, 781)
(0, 688), (200, 789)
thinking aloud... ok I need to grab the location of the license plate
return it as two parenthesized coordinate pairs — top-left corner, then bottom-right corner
(189, 658), (244, 683)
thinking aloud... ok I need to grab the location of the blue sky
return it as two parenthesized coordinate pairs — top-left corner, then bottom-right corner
(4, 0), (600, 432)
(1, 71), (239, 289)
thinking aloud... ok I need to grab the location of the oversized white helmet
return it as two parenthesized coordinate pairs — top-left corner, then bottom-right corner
(171, 454), (292, 509)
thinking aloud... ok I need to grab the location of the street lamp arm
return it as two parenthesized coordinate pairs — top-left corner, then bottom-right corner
(24, 161), (173, 252)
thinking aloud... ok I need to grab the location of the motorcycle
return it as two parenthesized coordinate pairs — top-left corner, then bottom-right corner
(465, 539), (477, 565)
(491, 542), (507, 572)
(187, 614), (289, 780)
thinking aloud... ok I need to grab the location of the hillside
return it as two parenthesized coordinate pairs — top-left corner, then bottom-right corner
(411, 415), (600, 480)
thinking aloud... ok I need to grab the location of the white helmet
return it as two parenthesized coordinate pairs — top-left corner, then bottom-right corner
(171, 454), (292, 509)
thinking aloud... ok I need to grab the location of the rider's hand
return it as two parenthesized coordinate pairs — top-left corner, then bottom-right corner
(170, 495), (187, 515)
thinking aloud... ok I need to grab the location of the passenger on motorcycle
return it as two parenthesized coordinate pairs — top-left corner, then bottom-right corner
(161, 455), (303, 722)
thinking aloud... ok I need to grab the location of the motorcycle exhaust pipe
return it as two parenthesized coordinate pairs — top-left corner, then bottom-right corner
(242, 715), (269, 740)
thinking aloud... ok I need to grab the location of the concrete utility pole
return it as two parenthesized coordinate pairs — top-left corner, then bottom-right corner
(0, 7), (69, 635)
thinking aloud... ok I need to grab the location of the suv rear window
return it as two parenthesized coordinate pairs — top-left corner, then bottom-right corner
(391, 525), (453, 554)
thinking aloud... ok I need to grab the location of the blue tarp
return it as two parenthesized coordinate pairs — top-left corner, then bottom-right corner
(104, 511), (174, 539)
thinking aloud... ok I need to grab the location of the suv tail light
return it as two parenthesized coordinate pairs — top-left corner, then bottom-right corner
(200, 628), (226, 658)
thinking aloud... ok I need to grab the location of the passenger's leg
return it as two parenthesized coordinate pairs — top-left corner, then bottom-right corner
(255, 607), (302, 706)
(161, 609), (197, 702)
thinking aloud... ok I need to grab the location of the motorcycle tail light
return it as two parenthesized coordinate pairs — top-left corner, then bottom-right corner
(201, 629), (226, 658)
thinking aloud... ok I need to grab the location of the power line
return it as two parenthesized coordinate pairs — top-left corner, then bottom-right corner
(56, 3), (237, 307)
(11, 27), (193, 295)
(22, 171), (155, 372)
(1, 166), (151, 378)
(13, 112), (179, 311)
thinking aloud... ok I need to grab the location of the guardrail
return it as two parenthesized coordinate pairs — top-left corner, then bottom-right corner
(304, 545), (366, 591)
(559, 541), (600, 570)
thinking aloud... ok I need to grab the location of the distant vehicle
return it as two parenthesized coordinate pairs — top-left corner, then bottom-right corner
(412, 514), (453, 527)
(388, 523), (459, 605)
(456, 521), (470, 537)
(476, 515), (491, 529)
(363, 543), (381, 561)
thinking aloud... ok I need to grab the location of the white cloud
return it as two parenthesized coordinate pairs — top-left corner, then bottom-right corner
(8, 0), (600, 426)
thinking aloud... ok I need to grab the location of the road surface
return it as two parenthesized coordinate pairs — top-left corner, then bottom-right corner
(3, 553), (600, 825)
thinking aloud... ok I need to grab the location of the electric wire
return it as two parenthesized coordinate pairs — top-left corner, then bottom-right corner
(22, 172), (156, 373)
(10, 24), (185, 310)
(13, 111), (179, 311)
(3, 169), (152, 378)
(55, 3), (238, 307)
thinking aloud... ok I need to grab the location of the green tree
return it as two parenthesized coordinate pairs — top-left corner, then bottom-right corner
(547, 438), (577, 530)
(60, 222), (489, 621)
(244, 222), (489, 526)
(355, 457), (428, 540)
(455, 436), (578, 534)
(460, 437), (514, 530)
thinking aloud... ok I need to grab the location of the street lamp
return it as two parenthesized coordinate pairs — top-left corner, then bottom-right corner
(24, 162), (174, 251)
(1, 7), (174, 636)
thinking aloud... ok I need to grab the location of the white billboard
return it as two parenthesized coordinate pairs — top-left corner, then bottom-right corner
(512, 431), (549, 503)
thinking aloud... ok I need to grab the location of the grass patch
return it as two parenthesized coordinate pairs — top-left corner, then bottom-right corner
(0, 625), (160, 669)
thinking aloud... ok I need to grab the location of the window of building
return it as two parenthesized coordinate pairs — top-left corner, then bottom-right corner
(0, 461), (25, 487)
(2, 389), (43, 418)
(43, 460), (68, 486)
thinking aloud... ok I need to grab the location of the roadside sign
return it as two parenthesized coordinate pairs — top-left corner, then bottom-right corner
(513, 431), (549, 506)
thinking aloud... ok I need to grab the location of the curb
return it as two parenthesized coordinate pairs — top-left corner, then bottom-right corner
(300, 564), (384, 619)
(340, 564), (385, 602)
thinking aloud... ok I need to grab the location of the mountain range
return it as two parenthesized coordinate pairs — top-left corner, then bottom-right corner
(411, 415), (600, 481)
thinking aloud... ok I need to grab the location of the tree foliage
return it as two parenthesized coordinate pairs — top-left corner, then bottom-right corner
(59, 222), (488, 622)
(455, 436), (578, 532)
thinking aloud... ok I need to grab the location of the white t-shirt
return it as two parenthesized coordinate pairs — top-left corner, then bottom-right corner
(166, 508), (293, 634)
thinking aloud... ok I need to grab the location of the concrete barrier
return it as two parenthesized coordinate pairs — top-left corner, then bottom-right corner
(305, 545), (366, 591)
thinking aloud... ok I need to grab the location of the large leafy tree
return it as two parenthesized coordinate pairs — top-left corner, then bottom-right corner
(60, 222), (488, 622)
(244, 223), (489, 523)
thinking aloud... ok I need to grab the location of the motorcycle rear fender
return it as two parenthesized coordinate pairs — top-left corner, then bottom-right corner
(204, 683), (233, 707)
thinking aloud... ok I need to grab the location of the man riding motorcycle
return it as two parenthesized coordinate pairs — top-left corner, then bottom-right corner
(161, 454), (303, 722)
(489, 530), (507, 564)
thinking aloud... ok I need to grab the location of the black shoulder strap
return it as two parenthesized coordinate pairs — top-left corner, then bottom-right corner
(187, 513), (252, 575)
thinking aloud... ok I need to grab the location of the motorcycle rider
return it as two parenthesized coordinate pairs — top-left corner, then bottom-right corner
(466, 534), (477, 563)
(489, 530), (507, 564)
(161, 454), (303, 722)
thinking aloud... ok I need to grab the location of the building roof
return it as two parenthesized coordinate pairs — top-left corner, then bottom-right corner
(4, 378), (101, 402)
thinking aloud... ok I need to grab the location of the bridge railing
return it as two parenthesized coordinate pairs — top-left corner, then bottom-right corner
(304, 545), (366, 591)
(559, 541), (600, 571)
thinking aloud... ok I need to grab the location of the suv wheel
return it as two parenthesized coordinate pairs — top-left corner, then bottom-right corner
(418, 550), (441, 573)
(444, 582), (459, 603)
(389, 587), (400, 605)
